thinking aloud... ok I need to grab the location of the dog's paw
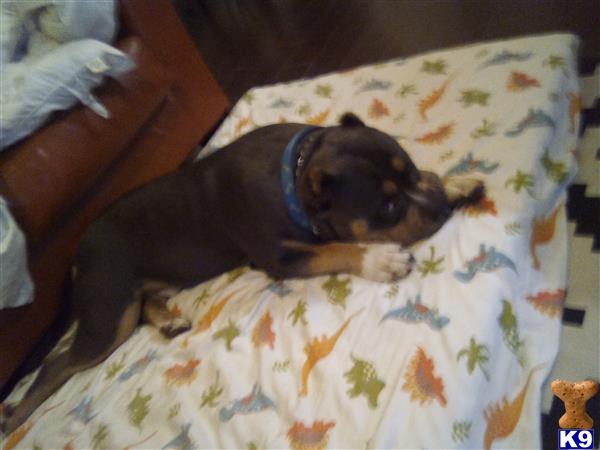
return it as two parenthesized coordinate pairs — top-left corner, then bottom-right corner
(159, 317), (192, 339)
(0, 403), (15, 436)
(443, 176), (485, 206)
(360, 243), (414, 282)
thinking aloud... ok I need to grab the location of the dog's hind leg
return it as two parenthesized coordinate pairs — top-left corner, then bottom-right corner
(2, 222), (141, 435)
(2, 299), (141, 435)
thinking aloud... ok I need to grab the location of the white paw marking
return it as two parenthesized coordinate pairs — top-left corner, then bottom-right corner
(443, 176), (484, 200)
(360, 243), (414, 283)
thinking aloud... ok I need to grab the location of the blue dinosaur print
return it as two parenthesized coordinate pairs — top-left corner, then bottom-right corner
(454, 244), (517, 282)
(270, 98), (294, 109)
(219, 384), (276, 422)
(162, 423), (194, 450)
(505, 109), (556, 137)
(267, 280), (293, 297)
(445, 153), (499, 177)
(119, 349), (159, 382)
(480, 50), (533, 69)
(356, 79), (393, 93)
(67, 396), (97, 424)
(380, 294), (449, 330)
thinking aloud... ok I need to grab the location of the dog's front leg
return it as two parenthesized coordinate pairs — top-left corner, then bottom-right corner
(267, 240), (414, 282)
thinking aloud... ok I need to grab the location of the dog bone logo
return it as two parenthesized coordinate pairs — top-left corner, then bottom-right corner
(551, 379), (598, 429)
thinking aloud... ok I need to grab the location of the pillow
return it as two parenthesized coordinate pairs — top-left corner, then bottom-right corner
(0, 39), (134, 150)
(0, 0), (117, 64)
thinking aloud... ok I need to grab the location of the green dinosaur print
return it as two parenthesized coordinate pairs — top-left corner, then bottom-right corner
(505, 170), (535, 197)
(322, 275), (352, 308)
(213, 320), (240, 350)
(544, 55), (566, 70)
(193, 288), (211, 308)
(273, 359), (291, 372)
(459, 89), (491, 107)
(288, 300), (308, 326)
(393, 112), (406, 123)
(242, 91), (255, 104)
(417, 245), (445, 277)
(421, 59), (448, 74)
(227, 266), (248, 282)
(499, 299), (526, 366)
(457, 337), (490, 381)
(168, 403), (181, 419)
(504, 222), (522, 236)
(344, 355), (385, 409)
(452, 421), (472, 443)
(248, 442), (258, 450)
(105, 352), (127, 381)
(471, 119), (497, 139)
(201, 371), (223, 408)
(315, 84), (333, 98)
(297, 102), (311, 116)
(384, 283), (399, 299)
(395, 83), (418, 97)
(33, 445), (42, 450)
(91, 423), (109, 450)
(439, 150), (455, 162)
(541, 148), (568, 183)
(128, 388), (152, 430)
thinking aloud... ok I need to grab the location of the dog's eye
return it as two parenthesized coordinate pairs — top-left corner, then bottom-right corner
(377, 198), (404, 224)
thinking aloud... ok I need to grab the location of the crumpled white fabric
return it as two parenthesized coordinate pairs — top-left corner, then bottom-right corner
(0, 197), (34, 309)
(0, 0), (134, 150)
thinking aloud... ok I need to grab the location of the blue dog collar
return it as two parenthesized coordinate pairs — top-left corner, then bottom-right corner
(281, 126), (320, 233)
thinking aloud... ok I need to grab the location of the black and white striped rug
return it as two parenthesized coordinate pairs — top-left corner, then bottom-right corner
(542, 65), (600, 450)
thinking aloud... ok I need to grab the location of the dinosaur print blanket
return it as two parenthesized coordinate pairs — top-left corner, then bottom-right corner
(3, 33), (579, 450)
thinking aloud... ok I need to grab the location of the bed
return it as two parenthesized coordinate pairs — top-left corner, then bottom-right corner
(2, 33), (579, 449)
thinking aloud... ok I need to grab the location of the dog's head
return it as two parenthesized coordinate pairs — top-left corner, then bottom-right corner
(298, 113), (483, 245)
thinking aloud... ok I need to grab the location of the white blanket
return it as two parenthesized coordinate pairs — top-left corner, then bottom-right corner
(3, 33), (579, 450)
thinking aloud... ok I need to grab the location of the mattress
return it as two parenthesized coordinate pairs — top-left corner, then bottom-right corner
(2, 33), (580, 450)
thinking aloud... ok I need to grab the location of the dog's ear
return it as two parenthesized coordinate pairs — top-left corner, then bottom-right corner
(340, 112), (365, 127)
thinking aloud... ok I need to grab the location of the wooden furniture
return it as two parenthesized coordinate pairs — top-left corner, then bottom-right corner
(0, 0), (230, 390)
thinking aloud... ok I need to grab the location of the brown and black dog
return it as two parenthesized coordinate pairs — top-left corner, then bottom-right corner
(2, 113), (482, 433)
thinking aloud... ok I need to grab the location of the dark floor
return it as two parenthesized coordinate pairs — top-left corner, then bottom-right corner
(172, 2), (600, 449)
(174, 0), (600, 103)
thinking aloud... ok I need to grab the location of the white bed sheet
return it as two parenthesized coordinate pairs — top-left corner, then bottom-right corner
(3, 33), (580, 450)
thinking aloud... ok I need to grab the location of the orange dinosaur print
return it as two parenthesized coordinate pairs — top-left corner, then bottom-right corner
(252, 311), (276, 350)
(164, 359), (201, 386)
(234, 116), (251, 138)
(180, 287), (245, 348)
(483, 365), (544, 449)
(464, 195), (498, 216)
(193, 287), (244, 334)
(287, 420), (336, 450)
(507, 71), (541, 92)
(415, 122), (455, 145)
(526, 289), (566, 317)
(418, 77), (452, 120)
(279, 116), (288, 123)
(402, 346), (447, 406)
(63, 441), (74, 450)
(568, 93), (581, 133)
(2, 421), (33, 450)
(307, 109), (330, 126)
(530, 204), (562, 270)
(368, 98), (390, 119)
(299, 309), (363, 396)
